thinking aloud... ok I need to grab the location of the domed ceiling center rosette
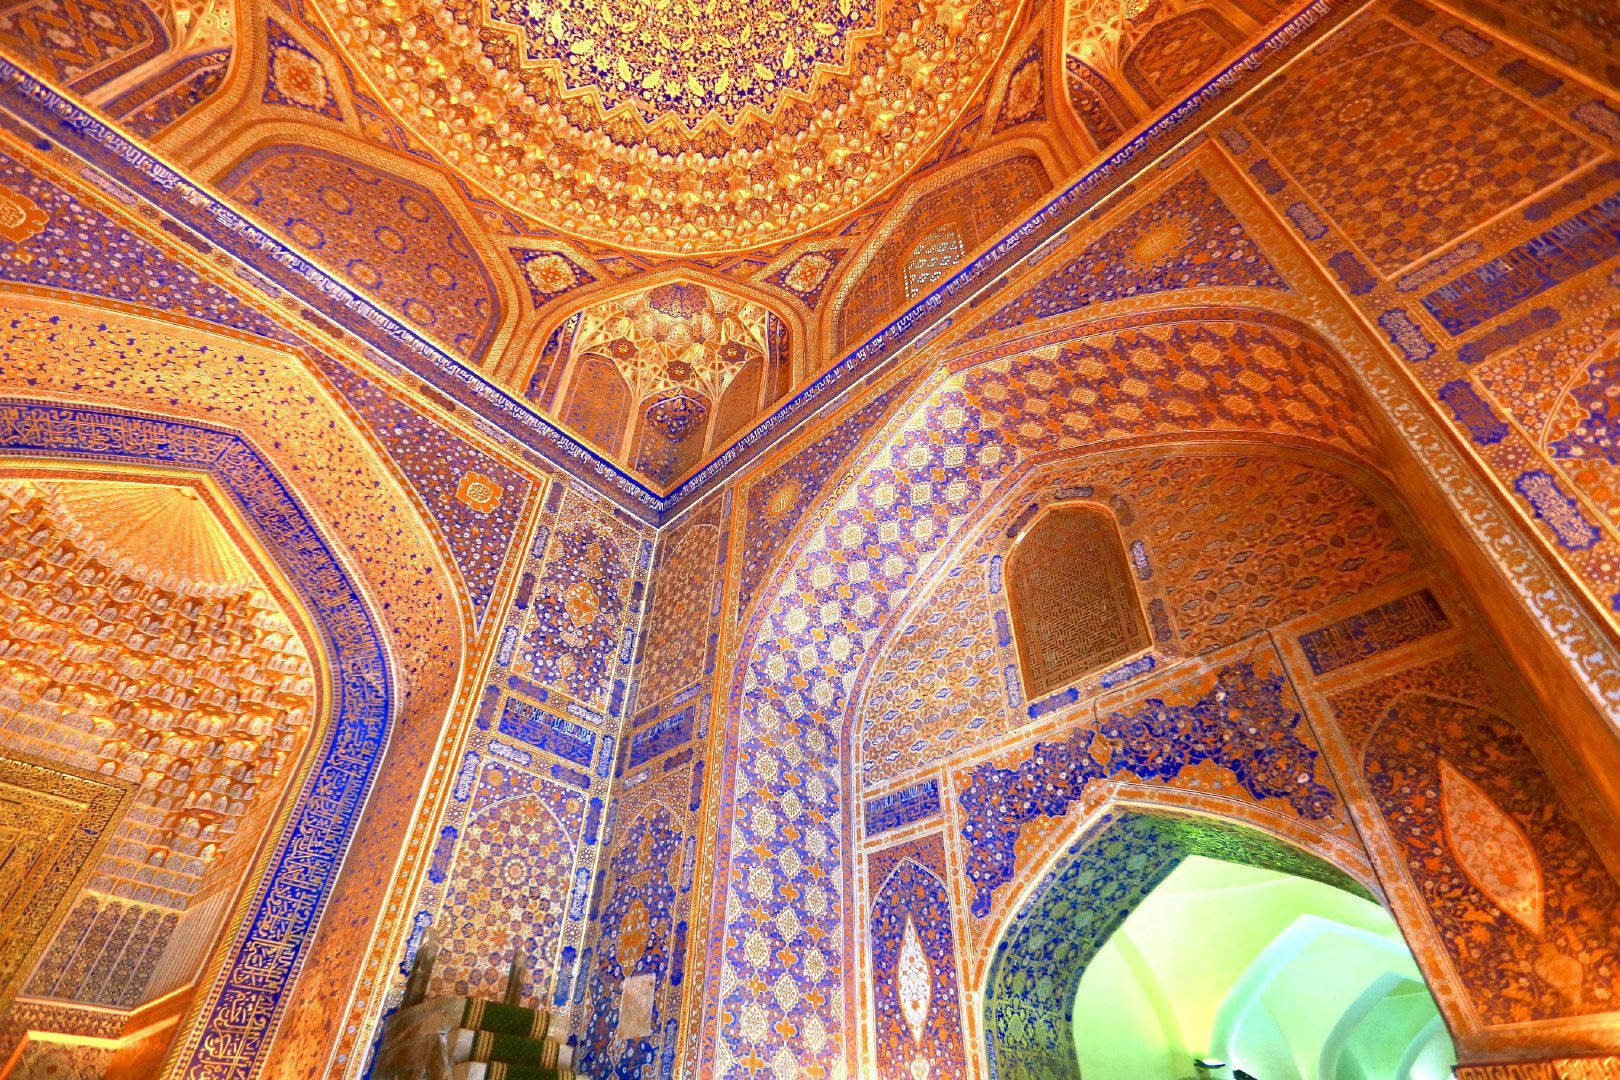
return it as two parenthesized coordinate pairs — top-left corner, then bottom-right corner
(318, 0), (1020, 253)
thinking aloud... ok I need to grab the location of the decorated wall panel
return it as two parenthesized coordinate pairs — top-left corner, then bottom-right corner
(223, 146), (502, 361)
(577, 803), (685, 1078)
(0, 288), (469, 1079)
(1, 0), (1617, 1076)
(1210, 0), (1620, 625)
(0, 752), (134, 1012)
(697, 301), (1385, 1077)
(1238, 12), (1597, 278)
(431, 774), (582, 1002)
(860, 449), (1421, 791)
(1006, 503), (1148, 699)
(963, 169), (1285, 340)
(868, 835), (969, 1080)
(0, 0), (170, 93)
(635, 501), (722, 713)
(0, 150), (284, 340)
(1326, 653), (1620, 1027)
(310, 353), (533, 630)
(517, 489), (647, 715)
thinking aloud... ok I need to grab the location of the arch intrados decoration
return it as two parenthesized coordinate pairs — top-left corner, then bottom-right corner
(697, 286), (1616, 1075)
(731, 300), (1410, 740)
(979, 804), (1386, 1078)
(729, 293), (1381, 635)
(0, 398), (394, 1080)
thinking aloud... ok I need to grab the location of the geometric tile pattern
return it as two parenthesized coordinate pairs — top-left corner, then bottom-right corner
(861, 561), (1007, 788)
(965, 172), (1285, 341)
(434, 768), (582, 1003)
(106, 47), (230, 138)
(1123, 10), (1244, 107)
(635, 503), (721, 712)
(1239, 13), (1597, 275)
(734, 376), (918, 616)
(860, 450), (1418, 788)
(224, 146), (501, 360)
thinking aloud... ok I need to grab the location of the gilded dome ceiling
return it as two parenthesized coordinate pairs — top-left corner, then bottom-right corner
(318, 0), (1019, 253)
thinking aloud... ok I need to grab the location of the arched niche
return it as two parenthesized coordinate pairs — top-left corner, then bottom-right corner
(1006, 501), (1150, 701)
(537, 275), (797, 490)
(0, 404), (392, 1079)
(696, 293), (1620, 1080)
(823, 142), (1058, 357)
(0, 468), (326, 1027)
(0, 289), (467, 1079)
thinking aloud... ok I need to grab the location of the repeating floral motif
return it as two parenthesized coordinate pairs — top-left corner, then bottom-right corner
(734, 376), (918, 614)
(579, 805), (684, 1079)
(869, 836), (968, 1080)
(1361, 689), (1620, 1023)
(959, 660), (1338, 916)
(312, 351), (530, 628)
(964, 172), (1285, 341)
(862, 560), (1007, 788)
(315, 0), (1021, 252)
(6, 2), (1620, 1076)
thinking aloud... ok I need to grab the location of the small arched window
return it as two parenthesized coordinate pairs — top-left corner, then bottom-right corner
(902, 223), (966, 300)
(1006, 504), (1148, 699)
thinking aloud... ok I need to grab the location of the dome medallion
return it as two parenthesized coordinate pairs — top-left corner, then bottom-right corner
(318, 0), (1019, 253)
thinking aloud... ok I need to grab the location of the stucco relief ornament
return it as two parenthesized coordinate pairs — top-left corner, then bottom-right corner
(897, 916), (932, 1044)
